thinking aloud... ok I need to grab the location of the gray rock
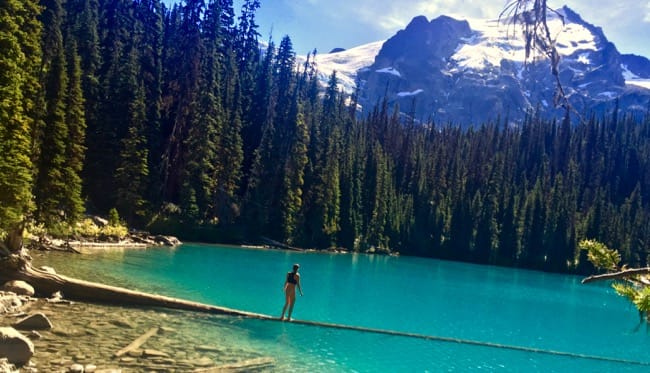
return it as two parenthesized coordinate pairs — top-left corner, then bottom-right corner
(0, 294), (23, 314)
(192, 357), (214, 367)
(13, 313), (53, 330)
(109, 318), (135, 329)
(1, 281), (34, 297)
(0, 358), (18, 373)
(143, 349), (169, 358)
(84, 364), (97, 372)
(0, 327), (34, 365)
(69, 363), (84, 372)
(90, 216), (109, 227)
(153, 235), (182, 246)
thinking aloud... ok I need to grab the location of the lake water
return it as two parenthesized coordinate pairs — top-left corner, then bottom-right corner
(34, 243), (650, 372)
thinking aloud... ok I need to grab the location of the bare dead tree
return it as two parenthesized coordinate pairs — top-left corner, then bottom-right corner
(500, 0), (571, 113)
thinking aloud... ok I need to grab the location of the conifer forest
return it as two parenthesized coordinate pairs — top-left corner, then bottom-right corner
(2, 0), (650, 275)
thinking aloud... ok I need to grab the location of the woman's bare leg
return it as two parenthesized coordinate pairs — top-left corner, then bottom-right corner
(287, 297), (296, 320)
(280, 292), (291, 320)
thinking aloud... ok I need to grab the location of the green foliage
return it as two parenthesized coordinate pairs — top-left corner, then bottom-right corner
(579, 239), (621, 271)
(74, 218), (101, 238)
(0, 0), (41, 239)
(634, 286), (650, 313)
(108, 208), (121, 226)
(100, 223), (128, 239)
(613, 283), (650, 313)
(612, 282), (638, 302)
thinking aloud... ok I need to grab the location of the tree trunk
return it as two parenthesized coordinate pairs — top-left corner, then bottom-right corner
(0, 255), (271, 319)
(1, 223), (25, 255)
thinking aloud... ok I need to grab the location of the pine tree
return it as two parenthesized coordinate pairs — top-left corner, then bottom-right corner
(160, 0), (204, 207)
(85, 0), (135, 212)
(135, 0), (164, 207)
(35, 0), (70, 226)
(62, 40), (87, 222)
(0, 0), (42, 251)
(115, 49), (149, 223)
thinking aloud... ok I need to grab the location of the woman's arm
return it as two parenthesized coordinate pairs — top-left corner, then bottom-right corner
(296, 274), (303, 296)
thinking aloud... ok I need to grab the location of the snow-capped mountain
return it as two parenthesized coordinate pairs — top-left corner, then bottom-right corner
(307, 6), (650, 125)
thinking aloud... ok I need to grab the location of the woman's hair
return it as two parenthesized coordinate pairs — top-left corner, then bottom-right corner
(292, 264), (300, 271)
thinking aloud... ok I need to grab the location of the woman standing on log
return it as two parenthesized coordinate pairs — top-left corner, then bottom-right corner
(280, 264), (303, 321)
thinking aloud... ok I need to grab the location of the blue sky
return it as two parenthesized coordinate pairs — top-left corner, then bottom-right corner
(166, 1), (650, 57)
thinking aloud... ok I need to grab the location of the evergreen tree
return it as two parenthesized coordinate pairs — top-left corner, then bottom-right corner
(35, 0), (70, 226)
(0, 0), (42, 250)
(115, 49), (149, 223)
(62, 40), (87, 222)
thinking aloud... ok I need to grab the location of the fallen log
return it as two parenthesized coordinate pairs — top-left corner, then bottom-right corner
(193, 357), (275, 372)
(581, 267), (650, 284)
(115, 327), (160, 357)
(0, 256), (271, 319)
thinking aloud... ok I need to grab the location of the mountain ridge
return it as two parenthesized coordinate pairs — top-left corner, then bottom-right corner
(307, 6), (650, 125)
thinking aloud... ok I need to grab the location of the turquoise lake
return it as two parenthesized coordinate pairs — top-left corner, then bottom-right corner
(34, 243), (650, 372)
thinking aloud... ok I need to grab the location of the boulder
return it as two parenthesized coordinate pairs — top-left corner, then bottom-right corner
(0, 327), (34, 365)
(154, 235), (182, 246)
(0, 293), (23, 314)
(68, 363), (84, 373)
(0, 358), (18, 373)
(1, 281), (34, 297)
(13, 313), (53, 330)
(90, 216), (109, 227)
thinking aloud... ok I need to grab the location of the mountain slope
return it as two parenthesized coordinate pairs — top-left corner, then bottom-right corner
(310, 6), (650, 125)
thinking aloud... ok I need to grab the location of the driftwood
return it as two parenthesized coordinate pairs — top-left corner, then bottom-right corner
(193, 357), (275, 372)
(259, 236), (303, 251)
(0, 256), (271, 319)
(115, 327), (160, 357)
(581, 267), (650, 284)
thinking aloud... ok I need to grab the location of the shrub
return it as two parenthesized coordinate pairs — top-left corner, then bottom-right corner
(75, 218), (101, 238)
(100, 224), (128, 239)
(108, 208), (121, 226)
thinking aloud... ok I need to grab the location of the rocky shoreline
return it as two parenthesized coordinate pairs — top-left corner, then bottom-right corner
(1, 278), (277, 372)
(0, 225), (284, 372)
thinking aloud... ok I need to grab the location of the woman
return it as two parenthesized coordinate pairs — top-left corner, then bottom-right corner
(280, 264), (303, 321)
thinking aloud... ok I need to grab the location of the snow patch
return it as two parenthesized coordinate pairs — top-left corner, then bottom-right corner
(598, 91), (617, 99)
(626, 79), (650, 90)
(397, 89), (424, 97)
(451, 12), (597, 70)
(377, 67), (402, 77)
(298, 40), (384, 94)
(577, 53), (591, 65)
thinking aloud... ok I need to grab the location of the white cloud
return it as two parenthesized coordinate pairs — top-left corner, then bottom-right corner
(250, 0), (650, 59)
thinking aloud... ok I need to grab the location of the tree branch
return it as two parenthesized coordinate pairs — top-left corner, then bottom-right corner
(581, 268), (650, 284)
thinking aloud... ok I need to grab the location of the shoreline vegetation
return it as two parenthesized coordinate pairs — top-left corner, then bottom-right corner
(2, 222), (283, 372)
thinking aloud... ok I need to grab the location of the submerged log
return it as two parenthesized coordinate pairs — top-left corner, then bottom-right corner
(0, 256), (270, 319)
(115, 327), (160, 357)
(194, 357), (275, 372)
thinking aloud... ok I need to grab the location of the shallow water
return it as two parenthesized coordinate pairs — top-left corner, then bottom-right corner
(33, 244), (650, 372)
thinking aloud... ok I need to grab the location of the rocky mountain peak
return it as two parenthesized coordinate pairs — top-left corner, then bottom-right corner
(343, 9), (650, 125)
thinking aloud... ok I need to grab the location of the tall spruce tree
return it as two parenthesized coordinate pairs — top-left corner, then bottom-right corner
(0, 0), (42, 251)
(35, 0), (70, 226)
(114, 48), (149, 223)
(62, 40), (87, 222)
